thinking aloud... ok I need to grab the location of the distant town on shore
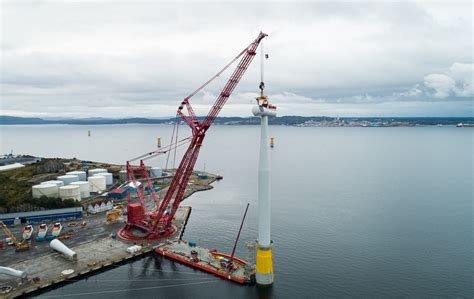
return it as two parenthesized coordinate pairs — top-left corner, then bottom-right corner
(1, 115), (473, 127)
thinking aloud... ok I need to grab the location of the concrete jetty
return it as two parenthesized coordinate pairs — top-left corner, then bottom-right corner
(0, 206), (192, 298)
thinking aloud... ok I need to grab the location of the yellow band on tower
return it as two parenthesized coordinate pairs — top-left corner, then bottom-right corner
(256, 247), (273, 274)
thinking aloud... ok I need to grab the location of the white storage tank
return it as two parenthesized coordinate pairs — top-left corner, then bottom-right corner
(88, 175), (106, 192)
(70, 181), (90, 199)
(40, 180), (65, 187)
(119, 170), (128, 182)
(150, 167), (162, 178)
(93, 173), (113, 185)
(59, 185), (81, 201)
(88, 168), (107, 176)
(33, 184), (59, 198)
(66, 171), (87, 181)
(57, 175), (79, 186)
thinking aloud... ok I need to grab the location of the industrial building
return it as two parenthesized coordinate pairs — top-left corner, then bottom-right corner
(0, 207), (83, 225)
(87, 200), (113, 214)
(106, 189), (128, 200)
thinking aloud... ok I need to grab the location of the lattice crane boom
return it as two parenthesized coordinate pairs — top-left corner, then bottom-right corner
(120, 32), (267, 240)
(155, 32), (267, 230)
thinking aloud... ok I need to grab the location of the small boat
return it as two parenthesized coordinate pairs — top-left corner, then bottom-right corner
(457, 123), (474, 128)
(22, 225), (33, 240)
(36, 223), (48, 241)
(51, 223), (62, 237)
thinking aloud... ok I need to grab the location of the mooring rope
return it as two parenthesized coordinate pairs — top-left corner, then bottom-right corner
(38, 280), (218, 298)
(60, 277), (215, 283)
(107, 263), (211, 276)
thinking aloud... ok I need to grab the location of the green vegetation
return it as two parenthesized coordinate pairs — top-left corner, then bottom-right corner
(0, 160), (81, 213)
(29, 196), (81, 210)
(0, 170), (33, 213)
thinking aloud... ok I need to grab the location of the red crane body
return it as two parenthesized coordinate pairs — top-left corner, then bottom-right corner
(119, 32), (267, 240)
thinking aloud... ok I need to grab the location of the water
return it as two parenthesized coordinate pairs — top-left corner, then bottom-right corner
(1, 125), (472, 298)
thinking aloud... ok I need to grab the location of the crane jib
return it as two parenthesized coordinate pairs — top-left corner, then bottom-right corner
(122, 32), (267, 238)
(155, 32), (267, 230)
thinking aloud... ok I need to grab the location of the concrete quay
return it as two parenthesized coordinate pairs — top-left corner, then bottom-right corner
(0, 206), (192, 298)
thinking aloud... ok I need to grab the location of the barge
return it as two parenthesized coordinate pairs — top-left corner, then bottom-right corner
(155, 240), (255, 284)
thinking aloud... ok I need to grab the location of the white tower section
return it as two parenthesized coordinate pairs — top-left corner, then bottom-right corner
(252, 98), (276, 285)
(252, 105), (276, 247)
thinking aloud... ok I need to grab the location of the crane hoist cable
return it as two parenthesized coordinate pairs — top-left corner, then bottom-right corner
(173, 114), (180, 169)
(141, 137), (191, 162)
(165, 113), (180, 169)
(129, 135), (191, 163)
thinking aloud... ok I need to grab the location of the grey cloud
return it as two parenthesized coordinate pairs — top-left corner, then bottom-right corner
(424, 74), (457, 98)
(423, 63), (473, 99)
(1, 1), (472, 117)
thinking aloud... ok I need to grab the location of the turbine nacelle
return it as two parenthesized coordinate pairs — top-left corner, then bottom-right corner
(252, 96), (277, 117)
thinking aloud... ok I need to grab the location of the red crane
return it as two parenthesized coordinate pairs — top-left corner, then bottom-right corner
(118, 32), (267, 240)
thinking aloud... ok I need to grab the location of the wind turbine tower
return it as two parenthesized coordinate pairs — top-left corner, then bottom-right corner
(252, 40), (276, 285)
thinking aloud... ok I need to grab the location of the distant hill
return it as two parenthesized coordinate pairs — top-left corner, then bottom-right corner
(0, 116), (172, 125)
(0, 116), (52, 124)
(0, 115), (472, 126)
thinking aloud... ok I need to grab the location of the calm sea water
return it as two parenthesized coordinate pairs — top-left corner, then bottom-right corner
(1, 125), (472, 298)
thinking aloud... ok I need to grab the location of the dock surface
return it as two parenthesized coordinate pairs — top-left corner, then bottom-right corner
(0, 206), (192, 298)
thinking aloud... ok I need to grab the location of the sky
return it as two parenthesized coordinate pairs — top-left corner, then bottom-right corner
(1, 0), (472, 118)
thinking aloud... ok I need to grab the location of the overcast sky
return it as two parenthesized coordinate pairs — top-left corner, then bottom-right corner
(1, 0), (472, 118)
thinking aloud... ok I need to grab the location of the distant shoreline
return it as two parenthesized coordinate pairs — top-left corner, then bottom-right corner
(1, 115), (473, 127)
